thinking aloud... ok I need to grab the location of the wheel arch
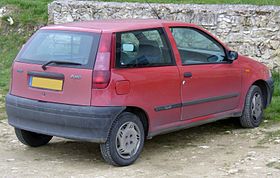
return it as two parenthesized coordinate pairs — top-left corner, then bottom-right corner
(252, 79), (270, 108)
(124, 106), (150, 138)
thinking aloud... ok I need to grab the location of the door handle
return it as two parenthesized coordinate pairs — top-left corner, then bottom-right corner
(184, 72), (192, 78)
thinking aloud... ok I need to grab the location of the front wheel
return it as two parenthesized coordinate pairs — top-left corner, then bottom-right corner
(100, 112), (145, 166)
(240, 85), (264, 128)
(15, 128), (53, 147)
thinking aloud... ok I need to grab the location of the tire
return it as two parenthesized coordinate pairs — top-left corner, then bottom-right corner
(15, 128), (53, 147)
(100, 112), (145, 166)
(240, 85), (264, 128)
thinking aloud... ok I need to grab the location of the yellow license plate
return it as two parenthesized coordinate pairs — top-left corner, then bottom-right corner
(30, 77), (63, 91)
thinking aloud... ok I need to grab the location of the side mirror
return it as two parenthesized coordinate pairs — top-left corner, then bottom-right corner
(122, 43), (135, 52)
(227, 51), (238, 61)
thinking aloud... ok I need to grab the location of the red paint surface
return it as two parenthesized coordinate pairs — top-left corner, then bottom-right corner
(11, 62), (93, 105)
(115, 80), (130, 95)
(10, 19), (271, 135)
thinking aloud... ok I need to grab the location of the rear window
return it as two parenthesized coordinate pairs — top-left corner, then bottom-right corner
(18, 30), (100, 68)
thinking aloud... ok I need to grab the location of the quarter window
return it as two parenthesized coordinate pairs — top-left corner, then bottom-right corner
(116, 28), (173, 68)
(170, 28), (226, 65)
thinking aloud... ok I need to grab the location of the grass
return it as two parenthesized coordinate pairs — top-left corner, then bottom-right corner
(0, 0), (52, 93)
(264, 72), (280, 121)
(0, 0), (52, 119)
(101, 0), (280, 6)
(0, 0), (51, 26)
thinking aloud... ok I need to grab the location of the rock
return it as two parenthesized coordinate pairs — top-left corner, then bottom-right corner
(47, 1), (280, 69)
(0, 7), (7, 17)
(270, 40), (280, 49)
(6, 158), (15, 162)
(198, 145), (209, 149)
(253, 167), (262, 169)
(6, 16), (14, 25)
(268, 158), (278, 162)
(228, 169), (239, 174)
(247, 151), (256, 156)
(225, 131), (232, 134)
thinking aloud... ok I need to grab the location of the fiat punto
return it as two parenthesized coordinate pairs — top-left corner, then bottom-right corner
(6, 19), (274, 166)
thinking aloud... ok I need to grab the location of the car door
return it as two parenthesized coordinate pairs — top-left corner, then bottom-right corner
(169, 27), (242, 120)
(111, 28), (182, 131)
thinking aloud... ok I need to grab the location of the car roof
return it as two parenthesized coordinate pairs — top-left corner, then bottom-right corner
(42, 19), (197, 32)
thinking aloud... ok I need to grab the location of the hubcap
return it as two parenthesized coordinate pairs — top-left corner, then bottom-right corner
(116, 122), (141, 159)
(251, 92), (262, 120)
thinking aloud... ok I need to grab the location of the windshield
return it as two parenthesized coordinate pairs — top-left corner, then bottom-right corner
(18, 30), (100, 68)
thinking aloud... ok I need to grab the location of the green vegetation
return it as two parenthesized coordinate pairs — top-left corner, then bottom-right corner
(265, 73), (280, 121)
(0, 0), (52, 119)
(0, 0), (51, 26)
(102, 0), (280, 6)
(0, 0), (52, 93)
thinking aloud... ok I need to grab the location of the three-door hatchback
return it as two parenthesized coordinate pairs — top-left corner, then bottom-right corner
(6, 19), (274, 166)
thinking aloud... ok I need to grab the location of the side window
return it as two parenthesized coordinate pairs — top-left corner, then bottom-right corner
(170, 28), (226, 65)
(116, 28), (173, 68)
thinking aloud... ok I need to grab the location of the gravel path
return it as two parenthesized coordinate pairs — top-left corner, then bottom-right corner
(0, 119), (280, 178)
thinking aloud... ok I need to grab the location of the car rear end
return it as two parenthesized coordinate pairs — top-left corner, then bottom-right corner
(5, 26), (124, 142)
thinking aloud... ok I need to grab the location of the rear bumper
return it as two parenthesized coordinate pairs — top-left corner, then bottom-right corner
(5, 94), (125, 143)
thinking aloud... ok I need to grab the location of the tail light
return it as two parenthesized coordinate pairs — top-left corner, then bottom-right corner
(92, 33), (112, 89)
(9, 62), (15, 93)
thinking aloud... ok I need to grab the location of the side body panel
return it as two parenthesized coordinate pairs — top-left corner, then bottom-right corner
(7, 21), (272, 141)
(91, 23), (271, 137)
(91, 67), (182, 133)
(178, 63), (242, 120)
(236, 56), (271, 110)
(164, 23), (242, 120)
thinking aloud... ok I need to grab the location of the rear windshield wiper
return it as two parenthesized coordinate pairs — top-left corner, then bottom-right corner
(42, 60), (82, 70)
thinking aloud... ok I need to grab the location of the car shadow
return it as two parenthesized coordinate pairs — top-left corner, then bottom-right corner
(27, 118), (242, 165)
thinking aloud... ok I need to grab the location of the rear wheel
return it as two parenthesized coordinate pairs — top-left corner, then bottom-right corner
(100, 112), (145, 166)
(15, 128), (52, 147)
(240, 85), (264, 128)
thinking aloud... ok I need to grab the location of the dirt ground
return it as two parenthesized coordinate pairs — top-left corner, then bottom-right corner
(0, 118), (280, 178)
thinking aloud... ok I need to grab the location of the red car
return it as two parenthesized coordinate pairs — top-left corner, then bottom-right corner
(6, 19), (274, 166)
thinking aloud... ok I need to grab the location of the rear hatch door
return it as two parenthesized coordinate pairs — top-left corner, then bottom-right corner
(11, 29), (101, 106)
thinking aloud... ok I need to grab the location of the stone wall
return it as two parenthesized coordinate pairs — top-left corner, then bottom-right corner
(48, 1), (280, 69)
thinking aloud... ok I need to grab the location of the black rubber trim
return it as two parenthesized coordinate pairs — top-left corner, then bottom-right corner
(148, 111), (242, 138)
(155, 103), (182, 112)
(28, 71), (64, 79)
(182, 93), (239, 107)
(5, 94), (125, 143)
(155, 93), (239, 112)
(266, 77), (274, 107)
(184, 72), (192, 78)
